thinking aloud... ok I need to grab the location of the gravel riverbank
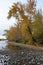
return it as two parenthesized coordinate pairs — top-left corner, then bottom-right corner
(0, 47), (43, 65)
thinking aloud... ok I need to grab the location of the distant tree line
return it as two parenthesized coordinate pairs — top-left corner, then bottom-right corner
(5, 0), (43, 45)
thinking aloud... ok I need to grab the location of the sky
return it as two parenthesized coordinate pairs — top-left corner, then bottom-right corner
(0, 0), (43, 35)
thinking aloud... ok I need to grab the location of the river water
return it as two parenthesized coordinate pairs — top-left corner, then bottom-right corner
(0, 40), (8, 50)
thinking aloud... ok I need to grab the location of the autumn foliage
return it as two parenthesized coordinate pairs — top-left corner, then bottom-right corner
(6, 0), (43, 45)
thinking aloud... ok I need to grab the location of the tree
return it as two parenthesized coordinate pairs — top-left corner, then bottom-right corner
(7, 0), (36, 44)
(32, 10), (43, 44)
(5, 26), (22, 42)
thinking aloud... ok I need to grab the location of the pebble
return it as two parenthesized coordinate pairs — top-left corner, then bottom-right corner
(0, 49), (43, 65)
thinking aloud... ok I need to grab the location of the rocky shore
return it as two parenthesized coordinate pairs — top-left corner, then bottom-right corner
(0, 47), (43, 65)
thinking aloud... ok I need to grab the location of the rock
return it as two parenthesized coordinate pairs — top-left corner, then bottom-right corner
(0, 48), (43, 65)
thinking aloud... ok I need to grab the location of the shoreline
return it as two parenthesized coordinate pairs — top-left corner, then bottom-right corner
(8, 42), (43, 51)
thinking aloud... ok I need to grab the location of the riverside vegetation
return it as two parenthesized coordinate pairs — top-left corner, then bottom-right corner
(5, 0), (43, 46)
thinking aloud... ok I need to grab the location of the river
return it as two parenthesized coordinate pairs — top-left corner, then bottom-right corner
(0, 40), (8, 50)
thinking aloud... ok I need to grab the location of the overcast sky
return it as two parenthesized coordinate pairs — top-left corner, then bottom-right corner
(0, 0), (43, 35)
